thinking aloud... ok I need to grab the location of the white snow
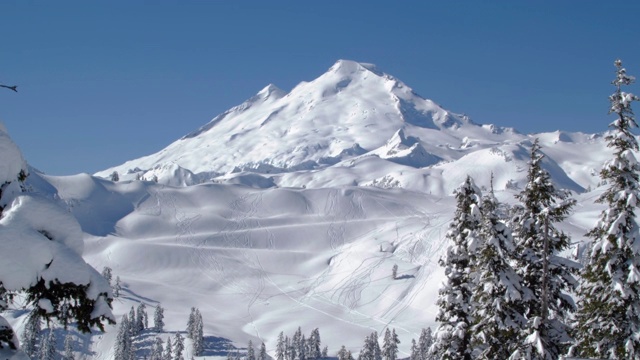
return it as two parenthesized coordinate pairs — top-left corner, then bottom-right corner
(2, 60), (635, 359)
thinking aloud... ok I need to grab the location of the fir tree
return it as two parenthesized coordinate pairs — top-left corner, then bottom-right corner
(259, 342), (267, 360)
(21, 310), (41, 357)
(470, 183), (527, 359)
(193, 310), (204, 356)
(115, 314), (132, 360)
(572, 59), (640, 359)
(186, 307), (197, 339)
(136, 303), (148, 333)
(337, 345), (349, 360)
(129, 306), (138, 336)
(432, 176), (482, 360)
(174, 333), (185, 360)
(410, 339), (419, 360)
(308, 328), (321, 360)
(418, 328), (433, 360)
(164, 336), (173, 360)
(102, 266), (113, 286)
(39, 328), (56, 360)
(152, 337), (165, 360)
(276, 332), (286, 360)
(510, 139), (577, 359)
(247, 340), (256, 360)
(154, 304), (165, 332)
(382, 328), (399, 360)
(114, 276), (122, 297)
(63, 333), (74, 360)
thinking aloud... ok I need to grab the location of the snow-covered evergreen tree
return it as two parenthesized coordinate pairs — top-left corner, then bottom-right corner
(359, 332), (381, 360)
(114, 276), (122, 297)
(572, 59), (640, 359)
(38, 328), (56, 360)
(174, 332), (185, 360)
(152, 337), (165, 360)
(102, 266), (113, 286)
(410, 339), (419, 360)
(164, 336), (173, 360)
(63, 333), (74, 360)
(129, 306), (138, 336)
(259, 342), (267, 360)
(510, 139), (578, 359)
(382, 328), (399, 360)
(186, 307), (197, 339)
(276, 332), (285, 360)
(21, 310), (41, 357)
(247, 340), (256, 360)
(432, 176), (482, 360)
(470, 184), (527, 359)
(0, 126), (114, 354)
(337, 345), (349, 360)
(418, 328), (433, 360)
(193, 310), (204, 356)
(154, 304), (165, 332)
(115, 314), (132, 360)
(136, 303), (148, 333)
(308, 328), (321, 360)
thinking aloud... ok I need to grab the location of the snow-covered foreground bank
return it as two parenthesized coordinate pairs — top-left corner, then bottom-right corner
(15, 172), (602, 359)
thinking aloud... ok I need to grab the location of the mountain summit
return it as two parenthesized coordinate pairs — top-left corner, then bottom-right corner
(97, 60), (604, 195)
(98, 60), (494, 178)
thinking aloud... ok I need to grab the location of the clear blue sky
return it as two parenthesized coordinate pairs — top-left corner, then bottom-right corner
(1, 2), (639, 175)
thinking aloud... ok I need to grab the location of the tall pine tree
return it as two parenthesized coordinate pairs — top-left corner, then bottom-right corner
(572, 59), (640, 359)
(471, 183), (527, 359)
(510, 139), (577, 359)
(432, 176), (482, 360)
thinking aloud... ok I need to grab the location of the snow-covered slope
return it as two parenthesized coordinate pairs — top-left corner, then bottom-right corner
(7, 60), (631, 359)
(95, 60), (610, 196)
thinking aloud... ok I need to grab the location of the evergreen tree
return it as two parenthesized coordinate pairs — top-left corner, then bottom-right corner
(418, 328), (433, 360)
(154, 304), (165, 332)
(114, 276), (122, 297)
(63, 333), (74, 360)
(164, 336), (173, 360)
(136, 303), (148, 333)
(470, 184), (527, 359)
(129, 306), (138, 336)
(39, 328), (56, 360)
(174, 333), (185, 360)
(276, 332), (286, 360)
(337, 345), (349, 360)
(308, 328), (321, 360)
(247, 340), (256, 360)
(322, 345), (328, 359)
(358, 334), (373, 360)
(152, 337), (165, 360)
(102, 266), (113, 286)
(510, 139), (577, 359)
(259, 342), (267, 360)
(186, 307), (197, 339)
(382, 328), (399, 360)
(193, 310), (204, 356)
(115, 314), (132, 360)
(572, 59), (640, 359)
(432, 176), (482, 360)
(21, 310), (41, 358)
(409, 339), (419, 360)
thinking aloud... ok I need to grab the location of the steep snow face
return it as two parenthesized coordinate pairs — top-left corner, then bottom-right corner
(96, 60), (504, 181)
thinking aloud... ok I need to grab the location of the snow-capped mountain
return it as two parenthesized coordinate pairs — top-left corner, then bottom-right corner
(96, 60), (609, 196)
